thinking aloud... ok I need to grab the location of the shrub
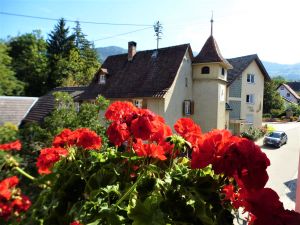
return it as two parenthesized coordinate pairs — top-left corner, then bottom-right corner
(1, 102), (300, 224)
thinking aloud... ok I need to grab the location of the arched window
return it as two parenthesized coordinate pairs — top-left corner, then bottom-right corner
(201, 66), (210, 74)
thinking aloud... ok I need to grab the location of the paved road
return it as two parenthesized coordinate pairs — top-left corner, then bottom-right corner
(257, 121), (300, 210)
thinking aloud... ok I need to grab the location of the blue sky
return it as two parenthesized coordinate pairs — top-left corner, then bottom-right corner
(1, 0), (300, 64)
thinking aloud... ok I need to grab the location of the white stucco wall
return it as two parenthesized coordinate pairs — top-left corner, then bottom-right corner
(163, 50), (193, 127)
(277, 85), (299, 104)
(192, 63), (227, 133)
(240, 61), (265, 128)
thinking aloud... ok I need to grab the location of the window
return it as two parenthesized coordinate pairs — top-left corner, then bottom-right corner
(247, 74), (255, 83)
(286, 93), (291, 97)
(133, 99), (143, 108)
(221, 67), (225, 76)
(201, 66), (210, 74)
(280, 86), (284, 90)
(185, 77), (188, 87)
(183, 100), (194, 115)
(98, 74), (106, 84)
(246, 94), (254, 104)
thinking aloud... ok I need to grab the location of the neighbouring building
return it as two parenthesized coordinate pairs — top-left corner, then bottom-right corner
(23, 23), (270, 134)
(277, 83), (300, 105)
(227, 55), (270, 134)
(0, 96), (38, 126)
(286, 82), (300, 95)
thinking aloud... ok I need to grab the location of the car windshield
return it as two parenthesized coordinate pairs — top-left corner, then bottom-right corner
(268, 132), (281, 138)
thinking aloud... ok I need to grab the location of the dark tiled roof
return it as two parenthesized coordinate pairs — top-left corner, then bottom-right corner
(227, 54), (270, 85)
(193, 35), (232, 68)
(21, 87), (86, 124)
(0, 96), (38, 126)
(78, 44), (192, 100)
(287, 82), (300, 92)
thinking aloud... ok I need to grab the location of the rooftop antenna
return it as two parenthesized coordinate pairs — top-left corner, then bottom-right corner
(154, 21), (162, 49)
(210, 11), (214, 36)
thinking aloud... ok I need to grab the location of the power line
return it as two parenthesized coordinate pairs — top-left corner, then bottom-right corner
(0, 11), (153, 27)
(93, 27), (152, 42)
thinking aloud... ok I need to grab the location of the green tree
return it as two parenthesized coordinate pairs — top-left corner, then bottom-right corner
(47, 18), (75, 88)
(47, 18), (75, 58)
(263, 80), (285, 114)
(272, 75), (286, 87)
(8, 30), (49, 96)
(0, 42), (24, 95)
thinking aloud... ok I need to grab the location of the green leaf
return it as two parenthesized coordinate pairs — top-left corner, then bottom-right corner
(128, 196), (165, 225)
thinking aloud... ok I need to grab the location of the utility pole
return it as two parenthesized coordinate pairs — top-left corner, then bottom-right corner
(153, 21), (162, 49)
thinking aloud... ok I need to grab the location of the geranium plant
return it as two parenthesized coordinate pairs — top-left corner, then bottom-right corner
(1, 101), (300, 225)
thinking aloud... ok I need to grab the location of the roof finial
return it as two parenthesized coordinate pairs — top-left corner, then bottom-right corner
(210, 11), (214, 36)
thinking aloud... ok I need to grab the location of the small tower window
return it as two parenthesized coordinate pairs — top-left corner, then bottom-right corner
(98, 74), (106, 84)
(201, 66), (210, 74)
(185, 77), (188, 87)
(221, 68), (225, 76)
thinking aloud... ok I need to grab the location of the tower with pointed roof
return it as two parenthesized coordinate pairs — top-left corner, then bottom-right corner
(192, 18), (232, 132)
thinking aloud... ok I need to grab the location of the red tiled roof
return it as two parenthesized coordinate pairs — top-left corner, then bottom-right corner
(78, 44), (192, 100)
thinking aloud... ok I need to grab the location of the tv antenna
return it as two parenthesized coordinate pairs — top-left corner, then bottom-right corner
(154, 21), (162, 49)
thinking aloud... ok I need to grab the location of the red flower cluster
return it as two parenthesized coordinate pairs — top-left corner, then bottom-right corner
(0, 176), (31, 221)
(0, 140), (21, 151)
(105, 101), (172, 160)
(70, 221), (83, 225)
(173, 118), (300, 224)
(37, 128), (102, 175)
(36, 147), (68, 174)
(53, 128), (102, 150)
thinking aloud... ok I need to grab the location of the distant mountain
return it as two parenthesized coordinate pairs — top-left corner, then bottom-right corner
(262, 61), (300, 81)
(96, 46), (126, 62)
(96, 46), (300, 81)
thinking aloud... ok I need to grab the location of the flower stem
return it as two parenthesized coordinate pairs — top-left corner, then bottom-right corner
(115, 171), (145, 207)
(13, 166), (35, 180)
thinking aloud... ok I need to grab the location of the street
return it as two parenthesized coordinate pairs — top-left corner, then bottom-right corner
(257, 121), (300, 210)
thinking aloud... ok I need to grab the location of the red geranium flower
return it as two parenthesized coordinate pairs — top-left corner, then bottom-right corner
(221, 184), (242, 209)
(133, 139), (167, 160)
(174, 118), (202, 146)
(70, 221), (83, 225)
(107, 121), (131, 146)
(53, 128), (102, 150)
(36, 147), (68, 174)
(52, 129), (75, 147)
(130, 109), (160, 140)
(0, 140), (21, 151)
(105, 101), (138, 121)
(191, 129), (231, 169)
(0, 176), (19, 201)
(75, 128), (102, 150)
(0, 201), (11, 220)
(10, 195), (31, 213)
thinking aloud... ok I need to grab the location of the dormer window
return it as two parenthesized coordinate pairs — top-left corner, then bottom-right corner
(133, 99), (143, 108)
(98, 74), (106, 84)
(201, 66), (210, 74)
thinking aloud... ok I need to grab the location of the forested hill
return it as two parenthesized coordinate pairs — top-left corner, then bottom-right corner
(95, 46), (300, 81)
(262, 61), (300, 81)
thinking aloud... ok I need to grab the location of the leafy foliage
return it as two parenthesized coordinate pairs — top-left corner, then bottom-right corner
(8, 30), (49, 96)
(0, 42), (24, 96)
(263, 80), (285, 114)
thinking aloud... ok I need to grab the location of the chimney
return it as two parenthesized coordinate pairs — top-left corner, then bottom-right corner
(128, 41), (137, 61)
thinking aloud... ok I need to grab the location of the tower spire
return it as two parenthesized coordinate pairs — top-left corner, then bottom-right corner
(210, 11), (214, 36)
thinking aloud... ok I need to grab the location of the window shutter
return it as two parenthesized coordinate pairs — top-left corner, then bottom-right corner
(182, 101), (185, 115)
(142, 99), (147, 108)
(191, 101), (194, 115)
